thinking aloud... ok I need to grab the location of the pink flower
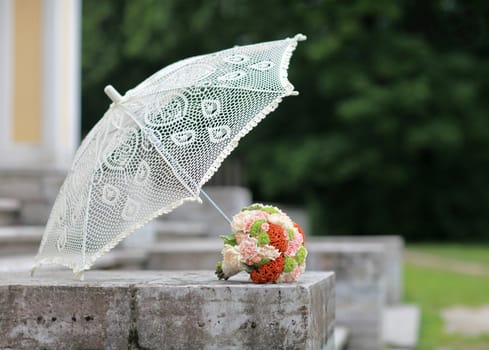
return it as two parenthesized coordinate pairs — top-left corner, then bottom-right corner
(235, 231), (247, 244)
(285, 230), (304, 257)
(277, 265), (303, 283)
(292, 265), (302, 280)
(244, 220), (254, 233)
(257, 245), (281, 261)
(239, 236), (259, 265)
(231, 210), (269, 233)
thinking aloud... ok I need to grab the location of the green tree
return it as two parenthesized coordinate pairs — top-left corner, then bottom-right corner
(82, 0), (489, 241)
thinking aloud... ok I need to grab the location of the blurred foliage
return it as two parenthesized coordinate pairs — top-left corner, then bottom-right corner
(82, 0), (489, 241)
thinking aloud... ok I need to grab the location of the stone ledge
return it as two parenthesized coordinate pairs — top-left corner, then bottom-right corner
(309, 235), (403, 304)
(0, 198), (20, 225)
(0, 226), (43, 255)
(307, 241), (386, 350)
(0, 270), (334, 350)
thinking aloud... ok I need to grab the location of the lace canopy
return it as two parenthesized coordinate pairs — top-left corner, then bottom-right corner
(33, 34), (306, 277)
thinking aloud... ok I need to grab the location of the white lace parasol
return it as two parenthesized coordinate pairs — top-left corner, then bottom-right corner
(32, 34), (306, 277)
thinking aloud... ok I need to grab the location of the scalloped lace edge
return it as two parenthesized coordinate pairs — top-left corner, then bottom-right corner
(31, 195), (201, 277)
(199, 34), (305, 187)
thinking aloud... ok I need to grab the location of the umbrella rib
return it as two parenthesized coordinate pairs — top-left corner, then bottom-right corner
(113, 103), (232, 224)
(126, 84), (289, 101)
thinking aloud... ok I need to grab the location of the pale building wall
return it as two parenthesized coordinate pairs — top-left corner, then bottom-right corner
(0, 0), (81, 170)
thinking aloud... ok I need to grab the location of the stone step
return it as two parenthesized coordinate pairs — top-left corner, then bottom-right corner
(0, 225), (43, 255)
(0, 270), (334, 350)
(96, 248), (148, 270)
(146, 240), (221, 270)
(145, 239), (387, 350)
(383, 304), (420, 349)
(310, 235), (404, 305)
(0, 198), (21, 225)
(1, 249), (147, 274)
(159, 186), (252, 237)
(306, 241), (387, 350)
(153, 220), (209, 240)
(334, 326), (349, 350)
(0, 255), (40, 273)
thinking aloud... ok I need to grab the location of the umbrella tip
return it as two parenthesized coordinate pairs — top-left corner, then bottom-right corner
(104, 85), (123, 104)
(294, 34), (307, 42)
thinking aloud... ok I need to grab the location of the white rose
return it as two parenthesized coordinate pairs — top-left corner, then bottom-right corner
(221, 244), (242, 277)
(269, 213), (294, 231)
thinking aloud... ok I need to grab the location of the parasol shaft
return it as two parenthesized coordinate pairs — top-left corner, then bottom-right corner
(200, 189), (231, 224)
(104, 85), (232, 225)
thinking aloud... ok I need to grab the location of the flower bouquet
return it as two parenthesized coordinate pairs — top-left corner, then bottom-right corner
(215, 204), (307, 283)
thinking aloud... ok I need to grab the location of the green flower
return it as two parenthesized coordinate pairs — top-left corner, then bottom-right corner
(242, 204), (280, 214)
(295, 246), (307, 264)
(250, 219), (266, 236)
(257, 231), (270, 245)
(287, 228), (295, 240)
(257, 258), (270, 267)
(283, 257), (297, 273)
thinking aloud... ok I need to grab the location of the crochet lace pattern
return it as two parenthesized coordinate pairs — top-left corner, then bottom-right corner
(33, 34), (306, 277)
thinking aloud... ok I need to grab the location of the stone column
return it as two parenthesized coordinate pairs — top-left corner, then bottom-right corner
(0, 0), (81, 170)
(0, 0), (81, 224)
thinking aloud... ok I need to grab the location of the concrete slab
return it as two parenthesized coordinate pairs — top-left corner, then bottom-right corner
(154, 220), (208, 240)
(146, 239), (386, 350)
(0, 198), (20, 225)
(441, 305), (489, 336)
(308, 241), (386, 350)
(310, 235), (403, 304)
(383, 304), (420, 349)
(146, 240), (221, 270)
(0, 270), (334, 350)
(0, 226), (43, 255)
(334, 326), (349, 350)
(162, 186), (251, 237)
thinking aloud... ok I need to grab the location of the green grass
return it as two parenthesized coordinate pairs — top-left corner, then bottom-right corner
(404, 245), (489, 350)
(406, 244), (489, 266)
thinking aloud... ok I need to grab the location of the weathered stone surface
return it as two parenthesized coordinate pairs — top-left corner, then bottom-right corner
(154, 220), (209, 240)
(334, 326), (349, 350)
(144, 239), (385, 350)
(0, 198), (20, 225)
(310, 235), (403, 304)
(0, 270), (334, 350)
(0, 248), (147, 274)
(307, 242), (386, 350)
(162, 186), (251, 237)
(384, 304), (420, 349)
(0, 256), (40, 273)
(307, 242), (385, 283)
(0, 273), (132, 350)
(0, 226), (43, 255)
(0, 169), (65, 225)
(146, 240), (221, 270)
(19, 202), (53, 225)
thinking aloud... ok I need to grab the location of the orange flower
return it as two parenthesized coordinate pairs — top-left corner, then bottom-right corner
(250, 256), (285, 283)
(267, 223), (287, 253)
(293, 222), (305, 245)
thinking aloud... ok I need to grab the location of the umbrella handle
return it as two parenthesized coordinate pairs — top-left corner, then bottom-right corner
(104, 85), (123, 103)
